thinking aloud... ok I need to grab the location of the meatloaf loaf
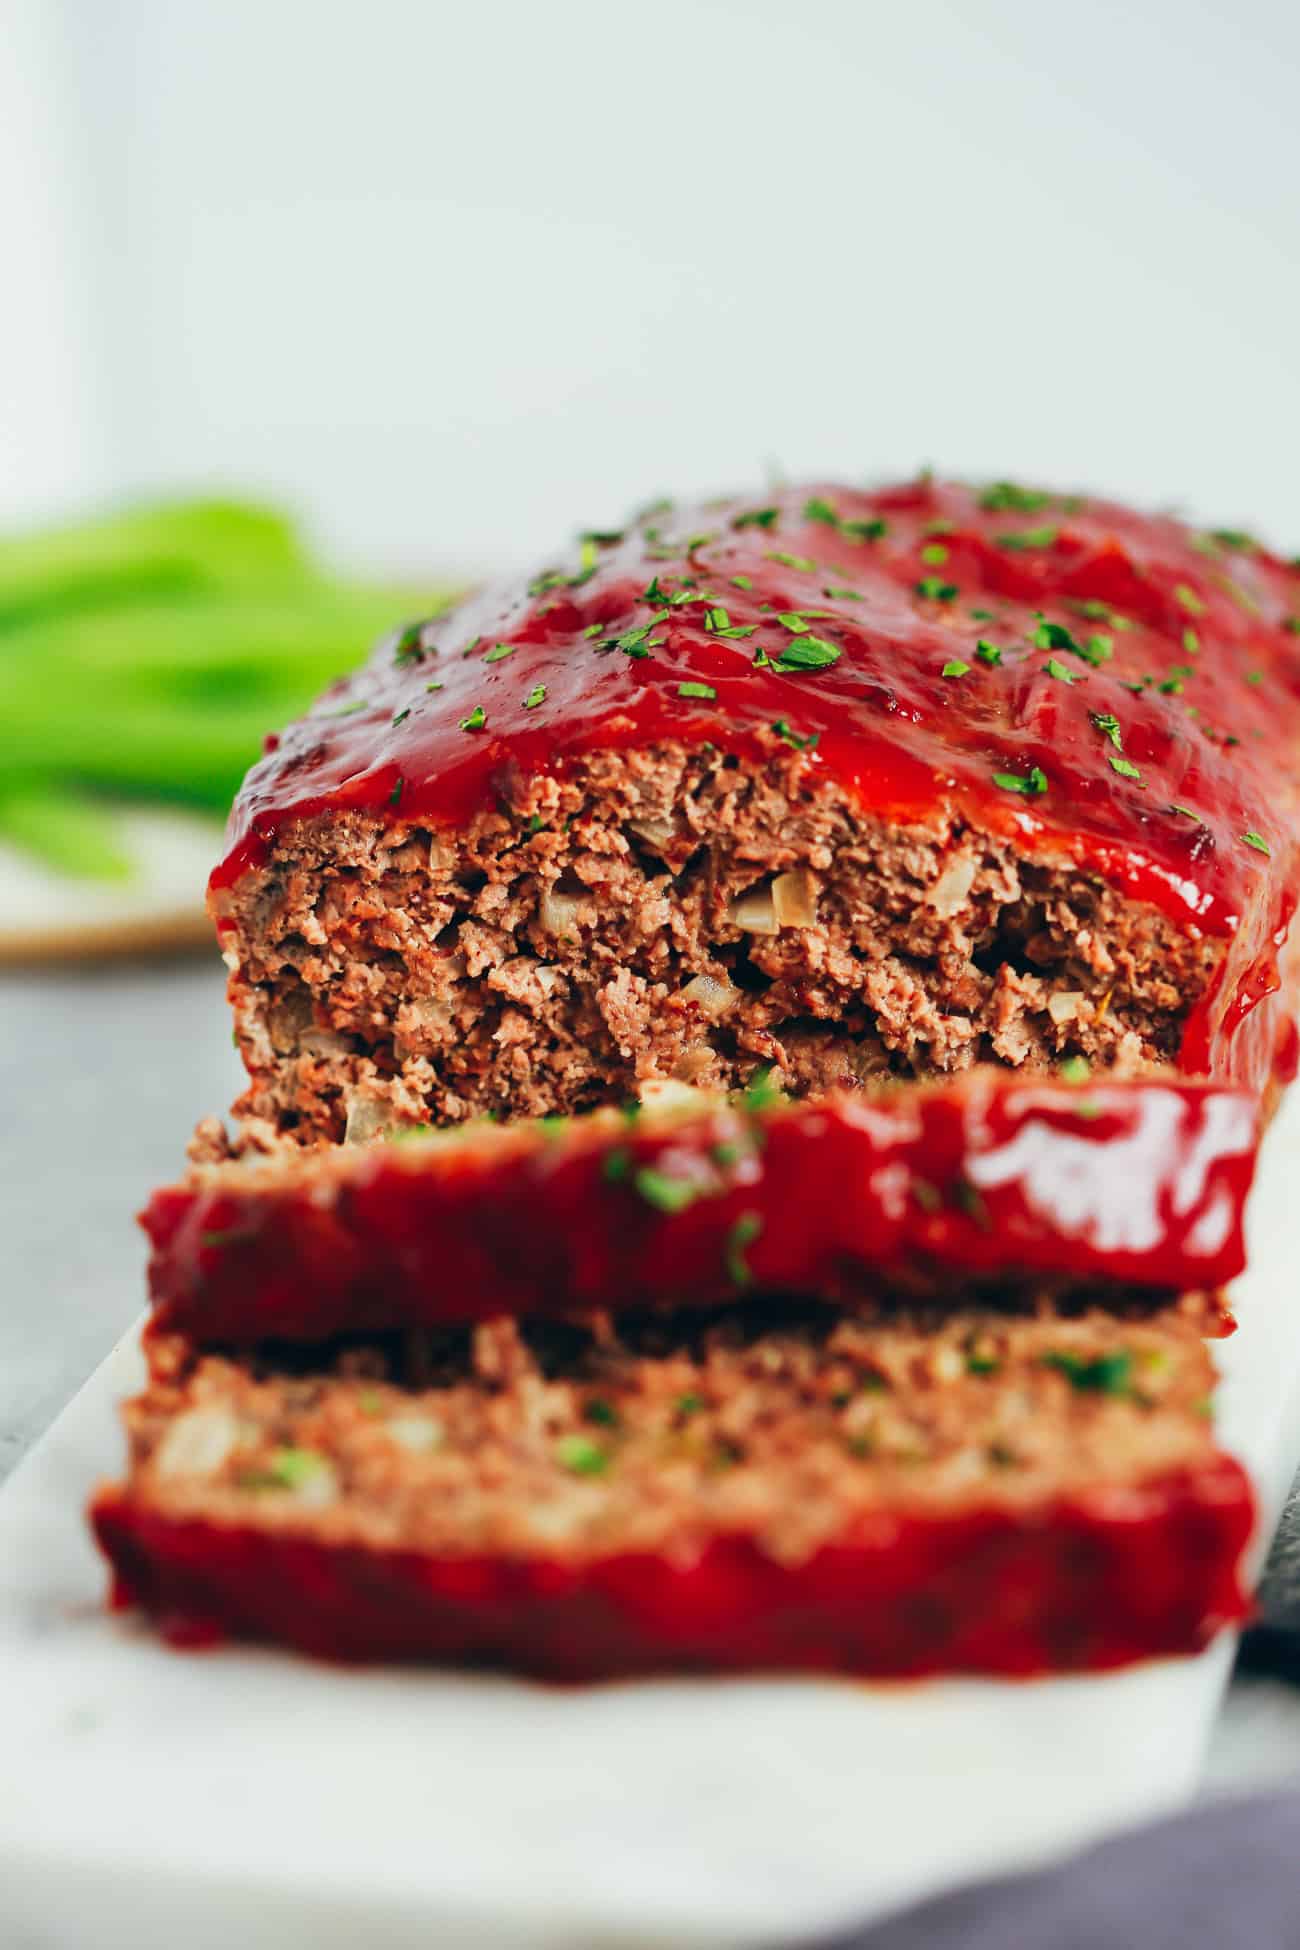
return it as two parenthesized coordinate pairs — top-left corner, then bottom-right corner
(93, 1297), (1250, 1677)
(145, 1071), (1256, 1345)
(211, 478), (1300, 1146)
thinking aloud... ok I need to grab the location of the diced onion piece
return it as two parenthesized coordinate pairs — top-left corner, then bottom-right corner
(539, 886), (584, 935)
(728, 882), (779, 935)
(680, 972), (739, 1019)
(292, 1460), (340, 1508)
(428, 833), (453, 871)
(344, 1094), (391, 1145)
(155, 1408), (240, 1481)
(771, 868), (819, 928)
(387, 1414), (444, 1452)
(673, 1046), (716, 1082)
(638, 1078), (711, 1112)
(927, 857), (977, 918)
(1048, 990), (1085, 1024)
(629, 815), (677, 851)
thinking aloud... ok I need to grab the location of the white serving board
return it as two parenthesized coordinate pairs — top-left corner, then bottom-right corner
(5, 1096), (1300, 1950)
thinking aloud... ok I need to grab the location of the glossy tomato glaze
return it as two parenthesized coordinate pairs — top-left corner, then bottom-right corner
(143, 1076), (1258, 1345)
(213, 478), (1300, 1089)
(91, 1454), (1252, 1677)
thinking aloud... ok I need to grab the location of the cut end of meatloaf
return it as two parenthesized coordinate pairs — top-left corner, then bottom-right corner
(214, 740), (1220, 1145)
(92, 1298), (1251, 1676)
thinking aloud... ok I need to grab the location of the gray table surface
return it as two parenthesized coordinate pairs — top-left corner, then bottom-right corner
(4, 954), (1299, 1792)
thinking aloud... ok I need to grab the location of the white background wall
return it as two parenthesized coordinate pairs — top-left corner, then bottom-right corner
(3, 0), (1299, 573)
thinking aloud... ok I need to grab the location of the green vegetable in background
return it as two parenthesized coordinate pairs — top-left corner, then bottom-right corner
(0, 497), (458, 881)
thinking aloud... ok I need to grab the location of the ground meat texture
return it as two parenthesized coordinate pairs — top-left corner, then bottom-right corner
(217, 750), (1223, 1143)
(147, 1072), (1256, 1345)
(209, 479), (1300, 1144)
(93, 1299), (1251, 1677)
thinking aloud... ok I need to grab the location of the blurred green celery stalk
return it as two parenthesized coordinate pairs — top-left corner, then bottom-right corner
(0, 497), (457, 882)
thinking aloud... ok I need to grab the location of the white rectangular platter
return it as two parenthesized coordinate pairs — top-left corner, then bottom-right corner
(5, 1089), (1300, 1950)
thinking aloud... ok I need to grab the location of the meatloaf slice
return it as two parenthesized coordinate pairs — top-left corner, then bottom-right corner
(92, 1298), (1250, 1677)
(146, 1071), (1256, 1346)
(210, 478), (1300, 1144)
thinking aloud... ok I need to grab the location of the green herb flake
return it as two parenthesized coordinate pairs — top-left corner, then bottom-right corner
(555, 1434), (609, 1476)
(251, 1447), (330, 1491)
(675, 1393), (704, 1419)
(1042, 1349), (1133, 1397)
(979, 481), (1051, 513)
(483, 641), (515, 664)
(823, 584), (863, 600)
(388, 776), (405, 808)
(771, 718), (819, 751)
(1283, 616), (1300, 635)
(731, 573), (753, 590)
(1174, 583), (1206, 616)
(425, 681), (444, 693)
(743, 1063), (783, 1111)
(322, 699), (368, 717)
(1108, 753), (1143, 781)
(583, 1398), (620, 1428)
(1059, 1055), (1090, 1082)
(458, 706), (486, 732)
(803, 496), (840, 526)
(523, 684), (547, 710)
(915, 577), (959, 602)
(920, 542), (949, 566)
(527, 569), (568, 598)
(941, 659), (970, 678)
(966, 1352), (1000, 1376)
(678, 681), (717, 700)
(1183, 627), (1200, 654)
(1090, 711), (1124, 750)
(992, 766), (1048, 796)
(996, 525), (1058, 551)
(1043, 657), (1079, 683)
(776, 636), (841, 671)
(974, 638), (1004, 667)
(777, 612), (812, 634)
(724, 1211), (763, 1286)
(391, 707), (411, 726)
(1031, 620), (1082, 656)
(733, 507), (779, 530)
(766, 550), (817, 572)
(1242, 830), (1271, 855)
(634, 1166), (701, 1214)
(392, 623), (428, 666)
(1246, 670), (1265, 686)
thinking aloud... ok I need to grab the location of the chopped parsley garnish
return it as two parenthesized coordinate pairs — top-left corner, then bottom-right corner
(634, 1166), (701, 1214)
(979, 481), (1051, 513)
(803, 496), (840, 526)
(392, 622), (428, 665)
(579, 527), (624, 547)
(1108, 754), (1143, 781)
(1209, 528), (1255, 551)
(458, 706), (486, 732)
(678, 681), (717, 700)
(915, 577), (959, 602)
(744, 1063), (783, 1110)
(1091, 711), (1124, 749)
(823, 584), (863, 600)
(731, 573), (753, 590)
(1183, 628), (1200, 653)
(966, 1352), (1000, 1376)
(777, 612), (812, 633)
(993, 765), (1048, 796)
(733, 507), (779, 530)
(1242, 830), (1271, 855)
(583, 1398), (620, 1427)
(523, 685), (546, 709)
(942, 659), (970, 678)
(1083, 634), (1114, 665)
(1042, 1349), (1133, 1397)
(920, 542), (949, 566)
(703, 605), (755, 639)
(974, 638), (1003, 666)
(527, 569), (568, 598)
(1284, 616), (1300, 635)
(483, 641), (515, 663)
(725, 1211), (763, 1286)
(995, 525), (1058, 551)
(772, 718), (819, 751)
(555, 1434), (609, 1476)
(1059, 1055), (1090, 1082)
(322, 699), (367, 717)
(249, 1447), (330, 1491)
(391, 707), (410, 726)
(766, 550), (817, 572)
(1174, 583), (1205, 616)
(1043, 657), (1079, 683)
(388, 776), (405, 808)
(776, 636), (841, 671)
(676, 1393), (704, 1418)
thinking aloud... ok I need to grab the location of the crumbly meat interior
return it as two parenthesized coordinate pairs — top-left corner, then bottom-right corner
(128, 1296), (1221, 1567)
(215, 741), (1220, 1145)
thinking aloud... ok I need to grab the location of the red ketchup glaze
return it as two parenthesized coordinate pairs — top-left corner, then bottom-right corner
(91, 1455), (1253, 1678)
(143, 1075), (1259, 1345)
(212, 480), (1300, 1088)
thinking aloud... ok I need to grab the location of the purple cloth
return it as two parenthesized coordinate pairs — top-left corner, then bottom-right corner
(813, 1790), (1300, 1949)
